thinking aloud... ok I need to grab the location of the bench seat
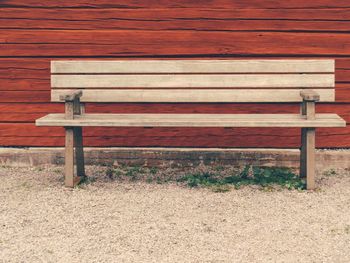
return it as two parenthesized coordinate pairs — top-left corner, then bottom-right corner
(36, 113), (346, 128)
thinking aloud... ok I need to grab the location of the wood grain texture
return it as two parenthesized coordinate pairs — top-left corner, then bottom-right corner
(51, 89), (335, 103)
(52, 60), (334, 73)
(36, 113), (345, 127)
(64, 127), (75, 187)
(1, 125), (350, 148)
(304, 128), (316, 190)
(1, 30), (350, 56)
(1, 8), (350, 32)
(2, 103), (350, 122)
(51, 74), (334, 88)
(3, 84), (347, 103)
(0, 3), (349, 148)
(1, 1), (349, 8)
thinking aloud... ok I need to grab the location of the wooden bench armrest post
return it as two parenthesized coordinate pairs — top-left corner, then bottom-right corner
(300, 90), (320, 120)
(299, 89), (319, 190)
(59, 90), (83, 119)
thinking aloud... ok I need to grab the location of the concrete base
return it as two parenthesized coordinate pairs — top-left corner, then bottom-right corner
(0, 147), (349, 173)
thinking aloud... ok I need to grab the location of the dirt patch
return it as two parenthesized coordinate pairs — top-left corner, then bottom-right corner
(0, 166), (350, 262)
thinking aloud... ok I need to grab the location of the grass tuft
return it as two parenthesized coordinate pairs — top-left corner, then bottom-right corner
(77, 176), (96, 187)
(100, 165), (304, 192)
(177, 166), (305, 191)
(323, 168), (338, 177)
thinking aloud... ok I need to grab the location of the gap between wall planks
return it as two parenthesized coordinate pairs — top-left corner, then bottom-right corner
(0, 2), (350, 148)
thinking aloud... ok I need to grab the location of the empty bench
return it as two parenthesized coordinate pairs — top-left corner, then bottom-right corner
(36, 60), (346, 189)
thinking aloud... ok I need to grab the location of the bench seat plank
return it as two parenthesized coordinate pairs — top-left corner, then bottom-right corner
(36, 113), (346, 127)
(52, 60), (335, 74)
(51, 89), (335, 102)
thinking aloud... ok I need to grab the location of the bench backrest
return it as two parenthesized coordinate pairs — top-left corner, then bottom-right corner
(51, 60), (335, 103)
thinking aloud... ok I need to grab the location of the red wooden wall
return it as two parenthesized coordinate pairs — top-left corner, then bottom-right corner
(1, 0), (350, 148)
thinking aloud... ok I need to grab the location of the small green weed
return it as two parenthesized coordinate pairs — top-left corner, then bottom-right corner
(210, 184), (231, 193)
(52, 167), (62, 174)
(156, 177), (163, 184)
(323, 169), (338, 177)
(330, 225), (350, 236)
(125, 166), (144, 180)
(149, 167), (158, 175)
(105, 165), (151, 182)
(34, 167), (44, 172)
(106, 167), (123, 180)
(177, 166), (305, 191)
(177, 172), (221, 187)
(96, 164), (305, 191)
(78, 176), (96, 187)
(214, 166), (225, 172)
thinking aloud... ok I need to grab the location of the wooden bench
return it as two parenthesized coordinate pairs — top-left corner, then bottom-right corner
(36, 60), (346, 189)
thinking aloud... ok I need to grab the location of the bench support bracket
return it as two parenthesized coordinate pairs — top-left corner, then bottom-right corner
(61, 90), (85, 187)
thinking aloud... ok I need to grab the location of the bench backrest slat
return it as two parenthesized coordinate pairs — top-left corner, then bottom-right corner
(52, 74), (334, 89)
(51, 60), (335, 103)
(51, 89), (334, 103)
(52, 60), (334, 73)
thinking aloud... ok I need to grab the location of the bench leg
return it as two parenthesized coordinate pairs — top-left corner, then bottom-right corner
(64, 127), (82, 187)
(65, 127), (75, 187)
(300, 128), (316, 190)
(74, 127), (85, 178)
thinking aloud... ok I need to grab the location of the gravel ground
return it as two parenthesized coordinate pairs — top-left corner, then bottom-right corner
(0, 166), (350, 263)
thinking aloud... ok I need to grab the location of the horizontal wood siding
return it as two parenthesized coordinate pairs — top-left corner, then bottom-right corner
(0, 2), (349, 148)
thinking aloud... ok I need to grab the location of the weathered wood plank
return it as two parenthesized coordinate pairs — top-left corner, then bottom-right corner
(0, 2), (349, 151)
(2, 8), (350, 32)
(0, 91), (50, 102)
(51, 74), (334, 88)
(51, 60), (334, 74)
(2, 8), (350, 22)
(2, 103), (350, 122)
(36, 113), (346, 127)
(2, 31), (350, 56)
(51, 89), (335, 103)
(1, 0), (349, 8)
(0, 57), (347, 88)
(64, 127), (75, 187)
(0, 128), (350, 148)
(3, 86), (350, 102)
(64, 101), (74, 119)
(305, 128), (316, 190)
(1, 126), (350, 148)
